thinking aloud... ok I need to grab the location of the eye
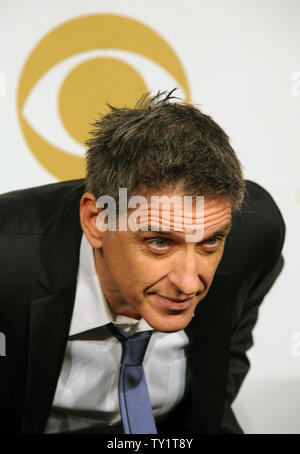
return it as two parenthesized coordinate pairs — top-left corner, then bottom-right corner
(203, 235), (224, 248)
(205, 236), (218, 245)
(148, 237), (173, 251)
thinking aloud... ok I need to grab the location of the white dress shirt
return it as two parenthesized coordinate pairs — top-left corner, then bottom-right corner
(44, 234), (188, 433)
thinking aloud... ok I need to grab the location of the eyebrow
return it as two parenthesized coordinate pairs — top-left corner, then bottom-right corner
(138, 220), (232, 241)
(204, 220), (232, 239)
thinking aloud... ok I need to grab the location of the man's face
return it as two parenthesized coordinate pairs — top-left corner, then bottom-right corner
(90, 190), (232, 333)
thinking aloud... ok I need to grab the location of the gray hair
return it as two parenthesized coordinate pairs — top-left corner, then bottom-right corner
(85, 90), (245, 210)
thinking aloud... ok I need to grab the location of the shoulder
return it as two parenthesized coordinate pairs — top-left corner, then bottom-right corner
(238, 180), (285, 247)
(0, 179), (85, 235)
(243, 180), (284, 220)
(220, 180), (285, 278)
(0, 179), (85, 306)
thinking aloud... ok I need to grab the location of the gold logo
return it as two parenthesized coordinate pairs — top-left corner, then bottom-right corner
(18, 14), (190, 180)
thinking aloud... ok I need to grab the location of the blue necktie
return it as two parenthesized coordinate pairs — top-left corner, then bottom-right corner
(107, 323), (157, 434)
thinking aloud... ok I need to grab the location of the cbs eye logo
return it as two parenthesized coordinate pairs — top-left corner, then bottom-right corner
(17, 14), (190, 180)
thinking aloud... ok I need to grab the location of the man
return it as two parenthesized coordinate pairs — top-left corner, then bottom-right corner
(0, 92), (285, 434)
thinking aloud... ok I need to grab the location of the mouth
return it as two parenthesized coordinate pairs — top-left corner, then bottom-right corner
(148, 293), (195, 312)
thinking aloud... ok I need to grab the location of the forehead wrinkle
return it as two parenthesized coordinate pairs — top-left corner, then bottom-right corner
(141, 215), (203, 232)
(146, 201), (231, 219)
(141, 211), (203, 227)
(130, 196), (231, 237)
(203, 202), (231, 217)
(137, 215), (232, 238)
(203, 218), (232, 238)
(202, 208), (231, 226)
(146, 213), (203, 224)
(137, 209), (231, 233)
(203, 211), (232, 225)
(147, 207), (195, 217)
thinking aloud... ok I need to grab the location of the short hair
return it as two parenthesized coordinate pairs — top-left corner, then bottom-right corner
(85, 90), (245, 210)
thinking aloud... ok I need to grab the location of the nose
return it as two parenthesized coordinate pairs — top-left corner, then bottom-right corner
(168, 249), (203, 297)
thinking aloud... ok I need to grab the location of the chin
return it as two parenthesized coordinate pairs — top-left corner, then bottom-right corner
(144, 311), (193, 333)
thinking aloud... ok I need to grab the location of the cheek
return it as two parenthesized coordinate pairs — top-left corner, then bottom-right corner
(198, 250), (224, 283)
(114, 239), (164, 278)
(131, 256), (167, 285)
(104, 243), (159, 288)
(210, 250), (225, 277)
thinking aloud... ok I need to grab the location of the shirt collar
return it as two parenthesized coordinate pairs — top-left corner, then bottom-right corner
(69, 233), (153, 336)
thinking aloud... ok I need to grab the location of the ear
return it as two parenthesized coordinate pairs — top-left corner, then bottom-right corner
(80, 192), (103, 249)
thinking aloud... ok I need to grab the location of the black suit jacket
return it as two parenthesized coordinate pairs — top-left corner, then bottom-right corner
(0, 179), (285, 434)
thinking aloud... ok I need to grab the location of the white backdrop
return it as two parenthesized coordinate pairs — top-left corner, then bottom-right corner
(0, 0), (299, 433)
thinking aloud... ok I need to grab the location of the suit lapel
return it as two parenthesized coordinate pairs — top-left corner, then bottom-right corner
(22, 287), (76, 433)
(22, 184), (83, 433)
(185, 271), (233, 433)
